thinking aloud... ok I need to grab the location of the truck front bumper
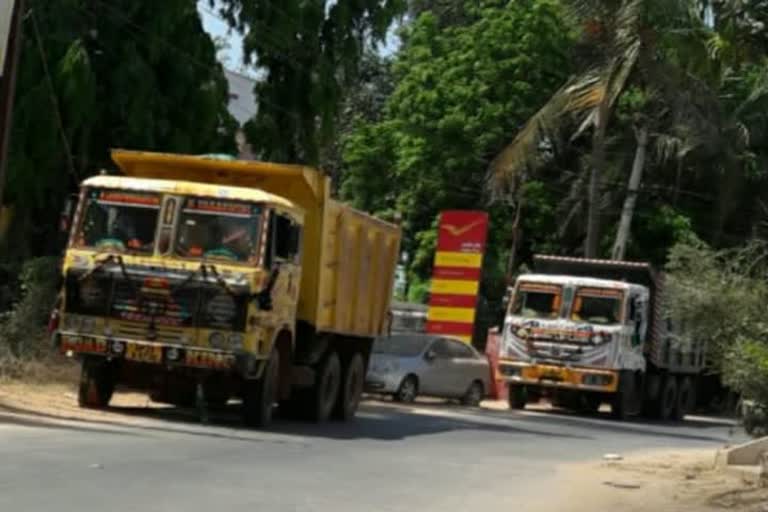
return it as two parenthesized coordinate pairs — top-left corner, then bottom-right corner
(497, 361), (619, 393)
(58, 331), (263, 377)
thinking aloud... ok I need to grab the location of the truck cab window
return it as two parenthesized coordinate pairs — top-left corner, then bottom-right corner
(571, 288), (623, 325)
(76, 189), (160, 254)
(511, 283), (562, 319)
(274, 214), (301, 263)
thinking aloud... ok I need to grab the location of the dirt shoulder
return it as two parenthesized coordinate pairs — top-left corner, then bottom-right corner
(541, 449), (767, 512)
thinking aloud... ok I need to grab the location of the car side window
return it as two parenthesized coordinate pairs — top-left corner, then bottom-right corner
(430, 339), (453, 359)
(448, 340), (475, 359)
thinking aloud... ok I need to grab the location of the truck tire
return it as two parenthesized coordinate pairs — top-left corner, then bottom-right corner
(309, 350), (341, 422)
(242, 349), (279, 427)
(78, 357), (115, 409)
(508, 384), (527, 410)
(334, 352), (364, 421)
(658, 376), (678, 421)
(673, 376), (694, 421)
(580, 393), (602, 414)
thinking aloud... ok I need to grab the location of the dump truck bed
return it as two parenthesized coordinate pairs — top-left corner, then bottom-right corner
(111, 150), (401, 338)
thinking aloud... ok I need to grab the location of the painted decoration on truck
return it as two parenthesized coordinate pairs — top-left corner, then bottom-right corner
(426, 210), (489, 343)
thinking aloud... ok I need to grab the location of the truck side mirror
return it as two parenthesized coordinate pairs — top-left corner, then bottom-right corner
(60, 194), (78, 235)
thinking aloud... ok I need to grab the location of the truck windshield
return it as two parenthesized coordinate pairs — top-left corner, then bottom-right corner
(571, 287), (624, 325)
(511, 283), (562, 319)
(175, 198), (262, 263)
(75, 189), (160, 254)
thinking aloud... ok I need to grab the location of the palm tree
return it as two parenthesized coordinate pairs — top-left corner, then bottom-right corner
(488, 0), (705, 258)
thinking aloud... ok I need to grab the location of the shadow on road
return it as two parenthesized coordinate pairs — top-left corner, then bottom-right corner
(0, 396), (737, 445)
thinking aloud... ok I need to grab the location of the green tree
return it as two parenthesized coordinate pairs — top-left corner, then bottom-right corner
(341, 0), (573, 295)
(7, 0), (236, 259)
(213, 0), (406, 164)
(488, 0), (716, 258)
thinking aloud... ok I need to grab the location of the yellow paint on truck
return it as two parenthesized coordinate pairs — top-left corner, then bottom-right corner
(57, 150), (401, 425)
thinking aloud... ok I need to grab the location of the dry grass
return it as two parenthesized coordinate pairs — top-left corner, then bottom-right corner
(0, 355), (79, 384)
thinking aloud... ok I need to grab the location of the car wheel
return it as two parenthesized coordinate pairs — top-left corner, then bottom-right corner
(461, 381), (484, 407)
(394, 375), (418, 403)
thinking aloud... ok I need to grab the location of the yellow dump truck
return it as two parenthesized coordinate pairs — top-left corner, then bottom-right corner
(53, 150), (401, 425)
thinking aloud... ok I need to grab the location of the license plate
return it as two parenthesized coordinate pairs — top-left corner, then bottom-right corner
(125, 343), (163, 364)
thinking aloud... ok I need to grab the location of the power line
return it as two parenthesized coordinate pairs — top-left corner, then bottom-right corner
(28, 8), (78, 182)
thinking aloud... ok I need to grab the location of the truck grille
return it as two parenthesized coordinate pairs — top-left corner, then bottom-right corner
(64, 266), (248, 332)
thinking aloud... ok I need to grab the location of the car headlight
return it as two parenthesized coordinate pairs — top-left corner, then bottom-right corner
(209, 332), (225, 348)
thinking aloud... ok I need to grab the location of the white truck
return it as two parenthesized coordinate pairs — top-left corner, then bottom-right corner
(497, 255), (706, 420)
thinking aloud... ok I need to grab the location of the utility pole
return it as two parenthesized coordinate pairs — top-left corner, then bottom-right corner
(0, 0), (24, 206)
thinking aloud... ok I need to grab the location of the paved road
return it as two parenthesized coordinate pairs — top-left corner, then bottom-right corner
(0, 399), (742, 512)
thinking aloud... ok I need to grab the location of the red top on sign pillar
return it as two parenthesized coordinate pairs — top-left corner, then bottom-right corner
(436, 210), (489, 253)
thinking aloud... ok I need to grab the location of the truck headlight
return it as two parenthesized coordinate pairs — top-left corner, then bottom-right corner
(81, 317), (96, 333)
(582, 374), (613, 386)
(209, 331), (225, 348)
(63, 315), (81, 331)
(228, 333), (244, 349)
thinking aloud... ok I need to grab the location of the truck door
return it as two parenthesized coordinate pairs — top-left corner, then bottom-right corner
(265, 212), (302, 319)
(627, 292), (648, 348)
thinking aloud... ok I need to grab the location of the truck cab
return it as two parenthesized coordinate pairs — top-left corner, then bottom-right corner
(500, 273), (649, 386)
(497, 255), (665, 418)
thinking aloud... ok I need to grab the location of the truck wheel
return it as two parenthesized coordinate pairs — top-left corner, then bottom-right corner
(309, 351), (341, 422)
(673, 377), (694, 421)
(611, 372), (633, 420)
(242, 349), (279, 427)
(334, 353), (365, 421)
(508, 384), (527, 410)
(78, 358), (115, 409)
(658, 376), (678, 421)
(580, 393), (602, 414)
(394, 375), (418, 403)
(461, 381), (484, 407)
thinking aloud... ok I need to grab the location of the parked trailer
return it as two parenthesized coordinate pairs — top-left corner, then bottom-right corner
(497, 255), (705, 420)
(53, 150), (401, 426)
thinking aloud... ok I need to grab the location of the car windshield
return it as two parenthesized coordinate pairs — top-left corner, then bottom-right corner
(511, 283), (562, 319)
(373, 335), (432, 357)
(75, 189), (160, 254)
(175, 198), (263, 263)
(571, 287), (624, 325)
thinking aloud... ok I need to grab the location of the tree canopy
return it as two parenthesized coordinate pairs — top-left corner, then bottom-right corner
(340, 0), (573, 302)
(7, 0), (236, 258)
(213, 0), (406, 163)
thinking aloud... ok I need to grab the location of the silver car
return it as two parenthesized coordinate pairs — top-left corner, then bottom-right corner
(365, 334), (490, 406)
